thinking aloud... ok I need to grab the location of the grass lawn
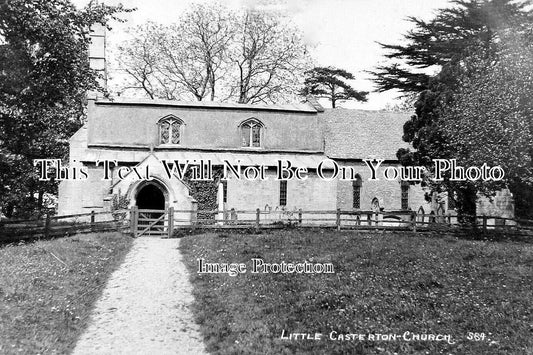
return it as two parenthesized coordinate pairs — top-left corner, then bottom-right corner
(0, 232), (133, 354)
(180, 230), (533, 355)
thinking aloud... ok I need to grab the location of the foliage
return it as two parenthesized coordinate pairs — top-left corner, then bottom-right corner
(111, 191), (130, 220)
(183, 167), (224, 224)
(382, 93), (418, 113)
(441, 30), (533, 217)
(116, 4), (311, 104)
(0, 232), (132, 354)
(301, 66), (368, 108)
(371, 0), (533, 217)
(180, 230), (533, 354)
(0, 0), (129, 218)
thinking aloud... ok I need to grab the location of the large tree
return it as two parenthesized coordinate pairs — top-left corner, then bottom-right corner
(441, 29), (533, 218)
(371, 0), (533, 217)
(0, 0), (128, 217)
(118, 5), (235, 101)
(231, 11), (310, 104)
(116, 4), (311, 104)
(300, 67), (368, 108)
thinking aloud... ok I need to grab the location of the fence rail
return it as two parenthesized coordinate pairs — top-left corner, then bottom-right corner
(2, 208), (532, 243)
(0, 209), (130, 243)
(140, 207), (533, 236)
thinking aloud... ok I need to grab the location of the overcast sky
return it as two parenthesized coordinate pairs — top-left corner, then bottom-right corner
(73, 0), (451, 109)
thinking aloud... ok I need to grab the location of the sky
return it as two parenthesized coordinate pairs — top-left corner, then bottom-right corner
(73, 0), (451, 110)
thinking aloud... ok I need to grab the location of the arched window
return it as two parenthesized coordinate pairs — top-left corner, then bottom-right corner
(240, 118), (263, 147)
(352, 175), (362, 209)
(159, 116), (183, 144)
(371, 197), (380, 212)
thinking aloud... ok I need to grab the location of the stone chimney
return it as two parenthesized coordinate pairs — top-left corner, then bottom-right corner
(89, 23), (107, 91)
(305, 95), (325, 112)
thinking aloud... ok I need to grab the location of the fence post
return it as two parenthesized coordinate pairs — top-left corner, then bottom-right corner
(336, 208), (341, 230)
(411, 211), (417, 232)
(367, 213), (372, 226)
(131, 206), (138, 237)
(255, 208), (260, 232)
(482, 215), (487, 231)
(90, 210), (95, 232)
(167, 207), (174, 238)
(44, 212), (51, 238)
(298, 209), (302, 225)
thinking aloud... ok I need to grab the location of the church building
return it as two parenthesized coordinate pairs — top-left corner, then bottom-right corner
(56, 25), (513, 225)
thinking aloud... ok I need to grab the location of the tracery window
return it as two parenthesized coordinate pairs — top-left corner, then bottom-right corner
(159, 116), (182, 144)
(240, 119), (263, 147)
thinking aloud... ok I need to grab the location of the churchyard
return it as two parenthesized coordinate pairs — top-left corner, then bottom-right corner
(180, 229), (533, 354)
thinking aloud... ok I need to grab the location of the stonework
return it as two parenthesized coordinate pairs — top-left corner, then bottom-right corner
(57, 96), (514, 222)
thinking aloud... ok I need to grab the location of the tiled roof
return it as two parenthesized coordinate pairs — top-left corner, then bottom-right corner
(322, 108), (411, 161)
(94, 97), (317, 113)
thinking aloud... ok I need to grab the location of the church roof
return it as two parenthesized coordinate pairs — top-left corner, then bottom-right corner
(322, 108), (412, 161)
(94, 97), (318, 113)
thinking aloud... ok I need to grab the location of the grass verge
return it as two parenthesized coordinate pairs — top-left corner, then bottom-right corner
(0, 232), (133, 354)
(180, 230), (533, 355)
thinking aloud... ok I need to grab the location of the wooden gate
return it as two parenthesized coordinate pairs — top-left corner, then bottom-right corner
(131, 207), (174, 238)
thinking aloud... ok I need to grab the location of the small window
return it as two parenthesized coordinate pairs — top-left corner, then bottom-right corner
(401, 182), (409, 210)
(352, 175), (362, 209)
(279, 180), (287, 206)
(240, 119), (263, 147)
(159, 116), (182, 144)
(222, 180), (227, 203)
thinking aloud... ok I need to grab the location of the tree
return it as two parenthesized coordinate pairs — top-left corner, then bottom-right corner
(232, 11), (310, 104)
(0, 0), (128, 217)
(382, 93), (418, 113)
(370, 0), (533, 217)
(118, 5), (235, 101)
(301, 67), (368, 108)
(116, 4), (311, 104)
(116, 22), (177, 100)
(441, 30), (533, 217)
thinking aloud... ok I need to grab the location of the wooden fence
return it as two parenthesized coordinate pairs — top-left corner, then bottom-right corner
(167, 208), (533, 233)
(0, 209), (130, 243)
(2, 207), (532, 243)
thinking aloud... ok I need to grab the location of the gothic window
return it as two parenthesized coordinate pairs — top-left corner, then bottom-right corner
(401, 182), (410, 210)
(352, 175), (362, 209)
(371, 197), (380, 212)
(240, 119), (263, 147)
(159, 116), (182, 144)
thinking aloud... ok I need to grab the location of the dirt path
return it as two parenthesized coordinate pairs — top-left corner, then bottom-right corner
(72, 238), (207, 355)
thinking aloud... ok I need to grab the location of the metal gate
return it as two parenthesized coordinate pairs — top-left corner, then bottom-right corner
(132, 208), (171, 237)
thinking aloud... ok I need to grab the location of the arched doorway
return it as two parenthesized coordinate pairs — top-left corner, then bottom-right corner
(136, 183), (166, 210)
(134, 182), (167, 237)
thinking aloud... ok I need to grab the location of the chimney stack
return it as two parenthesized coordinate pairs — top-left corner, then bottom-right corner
(89, 23), (107, 91)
